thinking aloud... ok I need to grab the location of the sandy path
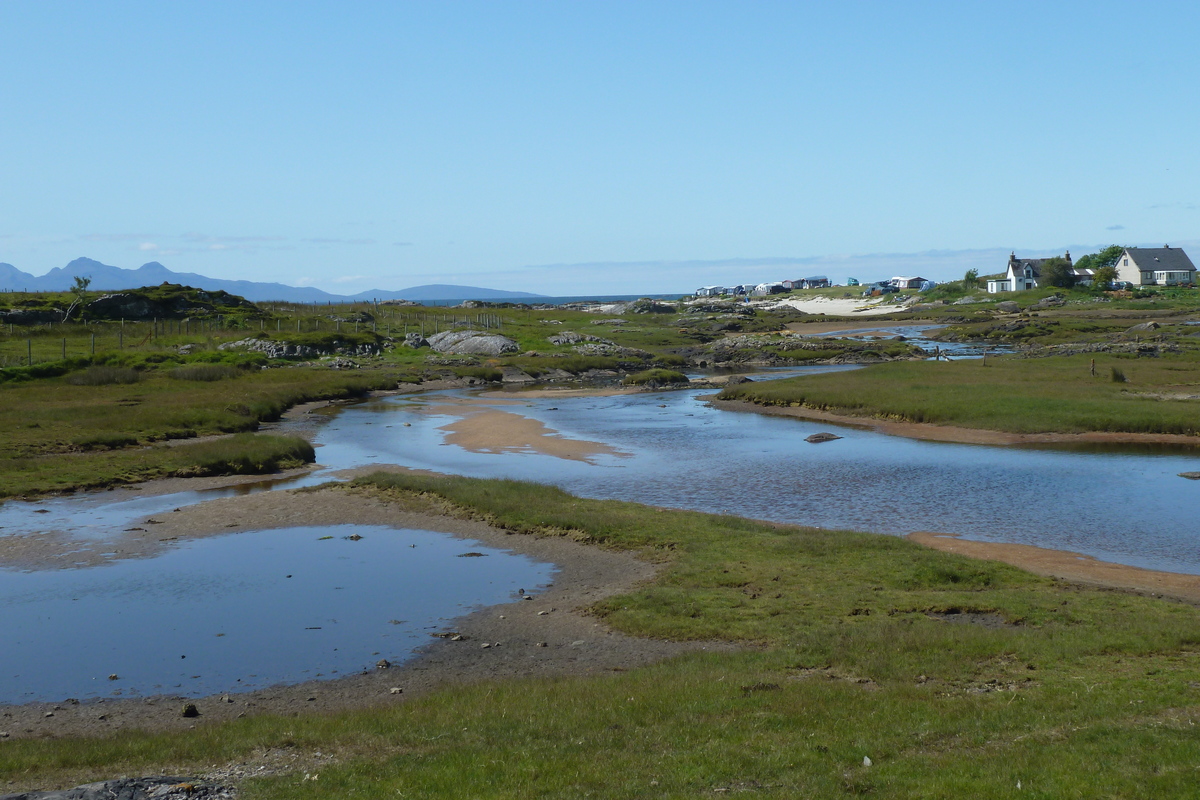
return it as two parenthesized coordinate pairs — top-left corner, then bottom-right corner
(0, 484), (723, 744)
(708, 397), (1200, 447)
(909, 532), (1200, 605)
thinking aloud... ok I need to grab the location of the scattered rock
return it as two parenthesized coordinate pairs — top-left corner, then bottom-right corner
(1179, 472), (1200, 480)
(0, 776), (233, 799)
(403, 332), (428, 349)
(389, 687), (403, 694)
(180, 703), (200, 718)
(108, 674), (119, 681)
(1127, 321), (1161, 333)
(994, 301), (1020, 313)
(456, 552), (487, 558)
(805, 432), (842, 444)
(375, 659), (391, 669)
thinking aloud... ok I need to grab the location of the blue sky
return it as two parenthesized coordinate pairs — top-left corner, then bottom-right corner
(2, 1), (1198, 295)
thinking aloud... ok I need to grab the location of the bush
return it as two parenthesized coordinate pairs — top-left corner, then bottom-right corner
(67, 366), (141, 385)
(623, 369), (690, 386)
(1111, 367), (1128, 383)
(454, 366), (503, 382)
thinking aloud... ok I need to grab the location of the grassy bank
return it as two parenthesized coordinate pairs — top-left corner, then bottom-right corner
(0, 365), (396, 497)
(719, 352), (1200, 435)
(4, 475), (1199, 797)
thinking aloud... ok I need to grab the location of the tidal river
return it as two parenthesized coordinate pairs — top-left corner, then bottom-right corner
(320, 378), (1200, 576)
(2, 364), (1197, 703)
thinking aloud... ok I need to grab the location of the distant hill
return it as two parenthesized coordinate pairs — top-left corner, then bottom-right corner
(0, 258), (544, 304)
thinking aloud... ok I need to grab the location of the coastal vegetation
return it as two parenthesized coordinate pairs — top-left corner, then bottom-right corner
(0, 364), (395, 497)
(719, 353), (1200, 435)
(4, 475), (1200, 797)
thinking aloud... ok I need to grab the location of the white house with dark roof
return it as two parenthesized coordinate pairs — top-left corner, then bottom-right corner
(1115, 246), (1196, 286)
(986, 252), (1072, 293)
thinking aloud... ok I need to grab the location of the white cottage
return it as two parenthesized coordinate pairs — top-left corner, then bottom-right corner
(986, 252), (1072, 293)
(1115, 246), (1196, 286)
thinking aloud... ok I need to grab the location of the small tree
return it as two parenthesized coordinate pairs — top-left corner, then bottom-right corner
(61, 275), (91, 322)
(1093, 265), (1118, 290)
(963, 268), (979, 289)
(1039, 257), (1075, 288)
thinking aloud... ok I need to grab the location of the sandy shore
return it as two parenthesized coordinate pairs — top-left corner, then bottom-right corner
(708, 397), (1200, 447)
(767, 296), (903, 316)
(909, 532), (1200, 605)
(0, 483), (723, 744)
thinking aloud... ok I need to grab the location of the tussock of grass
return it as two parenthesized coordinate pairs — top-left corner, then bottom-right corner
(66, 366), (141, 385)
(169, 364), (241, 381)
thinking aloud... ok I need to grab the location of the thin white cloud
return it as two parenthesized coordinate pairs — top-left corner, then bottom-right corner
(138, 242), (158, 251)
(301, 237), (375, 245)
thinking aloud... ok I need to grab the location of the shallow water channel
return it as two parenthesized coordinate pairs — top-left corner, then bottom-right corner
(321, 381), (1200, 576)
(2, 342), (1198, 703)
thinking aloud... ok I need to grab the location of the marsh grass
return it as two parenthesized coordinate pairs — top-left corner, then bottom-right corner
(169, 364), (241, 381)
(65, 365), (141, 385)
(0, 367), (396, 496)
(5, 475), (1200, 797)
(720, 353), (1200, 434)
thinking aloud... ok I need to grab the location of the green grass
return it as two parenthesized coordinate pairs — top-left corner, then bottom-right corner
(0, 365), (397, 496)
(4, 475), (1200, 797)
(0, 433), (315, 497)
(720, 352), (1200, 435)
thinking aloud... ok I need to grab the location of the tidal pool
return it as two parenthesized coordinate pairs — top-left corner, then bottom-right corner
(0, 525), (552, 704)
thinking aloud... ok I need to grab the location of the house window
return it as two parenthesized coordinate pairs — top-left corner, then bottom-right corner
(1123, 258), (1128, 266)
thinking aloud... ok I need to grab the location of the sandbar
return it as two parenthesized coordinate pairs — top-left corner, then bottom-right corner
(909, 531), (1200, 605)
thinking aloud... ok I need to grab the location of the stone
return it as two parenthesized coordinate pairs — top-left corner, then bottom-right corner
(376, 659), (391, 669)
(180, 703), (200, 718)
(1179, 472), (1200, 480)
(403, 332), (428, 348)
(1127, 321), (1160, 332)
(390, 687), (403, 694)
(994, 301), (1020, 313)
(805, 432), (842, 444)
(426, 330), (518, 356)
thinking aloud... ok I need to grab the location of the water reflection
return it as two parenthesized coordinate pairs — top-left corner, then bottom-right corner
(0, 525), (552, 703)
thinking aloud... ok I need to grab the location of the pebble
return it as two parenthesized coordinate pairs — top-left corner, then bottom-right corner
(180, 703), (200, 718)
(389, 687), (403, 694)
(376, 659), (391, 669)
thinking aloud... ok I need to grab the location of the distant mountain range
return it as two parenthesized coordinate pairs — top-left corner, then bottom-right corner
(0, 258), (544, 303)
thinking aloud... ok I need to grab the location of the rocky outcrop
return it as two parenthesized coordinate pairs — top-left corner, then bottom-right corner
(994, 301), (1020, 314)
(0, 776), (233, 799)
(426, 330), (519, 356)
(0, 308), (61, 324)
(403, 332), (429, 348)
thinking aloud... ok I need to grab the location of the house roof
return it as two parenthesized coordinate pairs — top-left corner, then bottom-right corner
(1125, 247), (1196, 273)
